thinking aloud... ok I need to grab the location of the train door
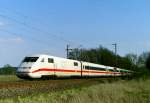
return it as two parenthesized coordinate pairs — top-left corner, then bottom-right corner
(82, 65), (85, 77)
(87, 64), (90, 77)
(54, 63), (57, 77)
(81, 62), (83, 77)
(106, 66), (110, 76)
(47, 58), (55, 76)
(85, 64), (89, 77)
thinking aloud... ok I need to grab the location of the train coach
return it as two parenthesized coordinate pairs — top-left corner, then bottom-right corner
(16, 54), (132, 79)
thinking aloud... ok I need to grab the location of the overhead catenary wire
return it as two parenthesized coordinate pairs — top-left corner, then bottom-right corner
(0, 28), (46, 46)
(0, 31), (64, 56)
(0, 28), (62, 53)
(0, 13), (79, 46)
(1, 7), (50, 27)
(0, 8), (83, 48)
(1, 7), (28, 19)
(0, 10), (84, 58)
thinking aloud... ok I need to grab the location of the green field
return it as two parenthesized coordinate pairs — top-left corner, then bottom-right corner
(0, 75), (150, 103)
(0, 75), (21, 82)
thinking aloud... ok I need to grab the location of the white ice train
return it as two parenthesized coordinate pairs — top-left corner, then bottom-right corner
(16, 54), (132, 79)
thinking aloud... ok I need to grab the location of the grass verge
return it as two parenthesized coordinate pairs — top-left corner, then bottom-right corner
(0, 78), (150, 103)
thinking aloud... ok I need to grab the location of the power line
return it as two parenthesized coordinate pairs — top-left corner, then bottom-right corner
(0, 13), (78, 46)
(0, 11), (83, 57)
(1, 7), (28, 19)
(0, 28), (60, 51)
(0, 29), (72, 58)
(1, 7), (50, 26)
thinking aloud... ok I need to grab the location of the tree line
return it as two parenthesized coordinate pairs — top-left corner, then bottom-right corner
(0, 64), (16, 75)
(68, 46), (150, 72)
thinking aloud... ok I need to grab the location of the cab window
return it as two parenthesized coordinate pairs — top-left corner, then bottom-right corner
(23, 57), (39, 62)
(48, 58), (54, 63)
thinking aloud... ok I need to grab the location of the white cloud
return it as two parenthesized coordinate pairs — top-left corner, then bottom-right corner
(0, 37), (24, 43)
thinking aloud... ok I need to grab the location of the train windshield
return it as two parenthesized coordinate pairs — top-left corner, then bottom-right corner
(23, 57), (39, 62)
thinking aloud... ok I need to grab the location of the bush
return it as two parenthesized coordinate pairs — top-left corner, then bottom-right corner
(0, 64), (16, 75)
(146, 55), (150, 70)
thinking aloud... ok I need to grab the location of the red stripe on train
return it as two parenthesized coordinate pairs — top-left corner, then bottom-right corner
(32, 68), (127, 74)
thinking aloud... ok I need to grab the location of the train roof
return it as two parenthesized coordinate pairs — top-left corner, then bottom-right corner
(25, 54), (80, 62)
(25, 54), (63, 59)
(26, 54), (54, 57)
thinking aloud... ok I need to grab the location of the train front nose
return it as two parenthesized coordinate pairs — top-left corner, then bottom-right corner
(16, 67), (32, 79)
(17, 56), (39, 79)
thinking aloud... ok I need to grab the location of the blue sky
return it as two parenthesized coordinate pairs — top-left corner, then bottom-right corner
(0, 0), (150, 66)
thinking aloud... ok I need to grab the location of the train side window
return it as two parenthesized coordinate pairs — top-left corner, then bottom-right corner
(41, 58), (44, 62)
(74, 62), (78, 66)
(109, 69), (114, 72)
(85, 66), (89, 69)
(116, 70), (119, 72)
(48, 58), (54, 63)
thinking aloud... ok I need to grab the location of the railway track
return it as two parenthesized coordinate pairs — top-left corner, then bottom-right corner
(0, 77), (116, 88)
(0, 79), (94, 88)
(0, 78), (123, 99)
